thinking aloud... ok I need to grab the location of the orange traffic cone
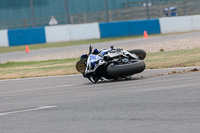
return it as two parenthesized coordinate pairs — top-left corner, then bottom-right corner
(144, 30), (148, 39)
(25, 45), (30, 53)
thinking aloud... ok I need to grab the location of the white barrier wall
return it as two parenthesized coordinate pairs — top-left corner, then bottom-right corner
(191, 15), (200, 30)
(45, 22), (100, 43)
(159, 15), (200, 34)
(0, 30), (9, 47)
(159, 16), (193, 34)
(45, 25), (71, 43)
(69, 23), (100, 41)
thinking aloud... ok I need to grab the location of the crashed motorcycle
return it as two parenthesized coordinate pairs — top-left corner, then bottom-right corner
(76, 46), (146, 83)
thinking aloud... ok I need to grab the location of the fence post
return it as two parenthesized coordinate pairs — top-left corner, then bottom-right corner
(104, 0), (110, 22)
(23, 20), (27, 28)
(185, 0), (188, 15)
(145, 0), (150, 19)
(65, 0), (71, 24)
(30, 0), (35, 26)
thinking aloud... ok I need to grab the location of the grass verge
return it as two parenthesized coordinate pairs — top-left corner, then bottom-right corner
(146, 47), (200, 69)
(0, 48), (200, 80)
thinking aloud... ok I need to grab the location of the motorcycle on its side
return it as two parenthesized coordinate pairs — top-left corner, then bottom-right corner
(76, 45), (146, 83)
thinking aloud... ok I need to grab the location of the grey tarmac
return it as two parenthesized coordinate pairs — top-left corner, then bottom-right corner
(0, 68), (200, 133)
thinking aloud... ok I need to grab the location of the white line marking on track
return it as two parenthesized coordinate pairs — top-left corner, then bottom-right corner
(0, 106), (57, 116)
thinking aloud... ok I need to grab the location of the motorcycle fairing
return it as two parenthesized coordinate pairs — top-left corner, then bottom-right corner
(86, 54), (103, 69)
(100, 49), (111, 55)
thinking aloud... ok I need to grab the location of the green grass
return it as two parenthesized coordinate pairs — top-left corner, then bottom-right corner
(0, 48), (200, 80)
(146, 48), (200, 69)
(0, 58), (79, 79)
(0, 58), (77, 68)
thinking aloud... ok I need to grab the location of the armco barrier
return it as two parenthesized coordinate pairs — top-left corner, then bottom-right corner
(2, 15), (200, 47)
(8, 27), (46, 46)
(45, 22), (100, 43)
(129, 19), (161, 35)
(99, 21), (130, 38)
(0, 30), (9, 47)
(99, 19), (161, 38)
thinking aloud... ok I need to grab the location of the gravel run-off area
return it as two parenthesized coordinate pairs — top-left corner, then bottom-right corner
(1, 32), (200, 63)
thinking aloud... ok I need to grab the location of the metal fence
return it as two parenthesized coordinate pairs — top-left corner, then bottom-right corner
(0, 0), (200, 30)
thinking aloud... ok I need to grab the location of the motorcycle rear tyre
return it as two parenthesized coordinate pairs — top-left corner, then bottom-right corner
(128, 49), (146, 60)
(107, 60), (145, 77)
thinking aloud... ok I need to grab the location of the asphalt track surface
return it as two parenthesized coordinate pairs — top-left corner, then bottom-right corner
(0, 68), (200, 133)
(0, 31), (200, 62)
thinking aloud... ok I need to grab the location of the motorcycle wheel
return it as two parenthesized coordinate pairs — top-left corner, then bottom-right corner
(75, 58), (87, 74)
(128, 49), (146, 60)
(107, 60), (145, 78)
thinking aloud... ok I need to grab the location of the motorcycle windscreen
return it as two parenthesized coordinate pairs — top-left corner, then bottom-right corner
(76, 58), (87, 73)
